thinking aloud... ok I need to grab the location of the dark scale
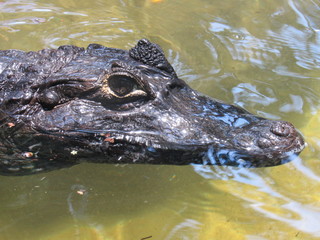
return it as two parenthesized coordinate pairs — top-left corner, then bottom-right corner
(0, 39), (305, 175)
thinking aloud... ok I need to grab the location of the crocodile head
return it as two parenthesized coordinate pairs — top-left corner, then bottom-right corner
(0, 39), (305, 174)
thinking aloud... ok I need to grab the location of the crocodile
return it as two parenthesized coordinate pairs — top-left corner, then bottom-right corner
(0, 39), (305, 175)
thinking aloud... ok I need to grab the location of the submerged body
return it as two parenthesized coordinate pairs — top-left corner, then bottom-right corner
(0, 39), (304, 175)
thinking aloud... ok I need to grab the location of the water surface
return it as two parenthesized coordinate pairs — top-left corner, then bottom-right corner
(0, 0), (320, 239)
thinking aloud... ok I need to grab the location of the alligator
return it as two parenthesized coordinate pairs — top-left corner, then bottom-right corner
(0, 39), (305, 175)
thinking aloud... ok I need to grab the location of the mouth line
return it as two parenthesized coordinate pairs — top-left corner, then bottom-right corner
(63, 129), (219, 150)
(49, 129), (304, 157)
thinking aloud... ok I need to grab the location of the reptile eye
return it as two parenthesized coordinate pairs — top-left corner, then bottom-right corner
(108, 75), (136, 97)
(105, 73), (148, 99)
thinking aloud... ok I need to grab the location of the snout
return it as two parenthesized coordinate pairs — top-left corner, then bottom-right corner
(233, 120), (305, 160)
(256, 121), (302, 150)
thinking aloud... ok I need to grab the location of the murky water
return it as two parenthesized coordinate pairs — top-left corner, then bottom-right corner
(0, 0), (320, 239)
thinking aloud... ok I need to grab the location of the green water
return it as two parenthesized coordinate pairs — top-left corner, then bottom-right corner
(0, 0), (320, 239)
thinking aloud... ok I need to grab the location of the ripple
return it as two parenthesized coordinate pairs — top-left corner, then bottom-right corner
(279, 94), (304, 113)
(193, 162), (320, 237)
(232, 82), (278, 108)
(209, 21), (282, 68)
(0, 0), (61, 13)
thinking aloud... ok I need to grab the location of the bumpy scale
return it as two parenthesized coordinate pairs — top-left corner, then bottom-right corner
(0, 39), (305, 175)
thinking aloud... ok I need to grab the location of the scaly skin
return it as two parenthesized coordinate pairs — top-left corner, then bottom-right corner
(0, 39), (305, 175)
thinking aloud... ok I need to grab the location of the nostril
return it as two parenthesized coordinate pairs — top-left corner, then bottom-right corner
(270, 121), (293, 137)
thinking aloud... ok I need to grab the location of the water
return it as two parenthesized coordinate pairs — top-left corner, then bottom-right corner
(0, 0), (320, 239)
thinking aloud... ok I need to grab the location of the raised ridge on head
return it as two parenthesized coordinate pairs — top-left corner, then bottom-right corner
(129, 39), (176, 76)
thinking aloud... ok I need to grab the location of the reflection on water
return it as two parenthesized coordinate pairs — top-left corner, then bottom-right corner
(68, 184), (89, 220)
(1, 0), (320, 239)
(194, 160), (320, 237)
